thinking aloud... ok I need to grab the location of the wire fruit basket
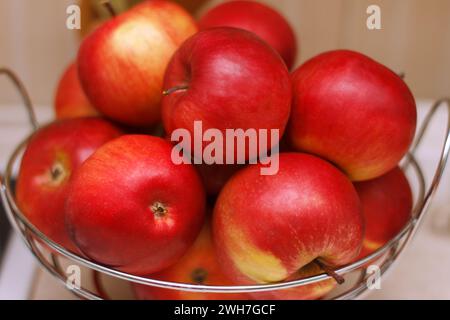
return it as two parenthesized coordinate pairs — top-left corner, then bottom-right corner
(1, 68), (449, 300)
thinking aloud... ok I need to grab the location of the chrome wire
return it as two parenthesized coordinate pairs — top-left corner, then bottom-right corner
(0, 94), (449, 299)
(0, 67), (39, 131)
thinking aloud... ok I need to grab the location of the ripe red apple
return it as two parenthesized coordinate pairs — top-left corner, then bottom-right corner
(288, 50), (417, 181)
(133, 222), (249, 300)
(65, 135), (206, 275)
(213, 153), (364, 295)
(162, 27), (292, 162)
(354, 167), (412, 258)
(16, 118), (122, 251)
(78, 0), (198, 127)
(54, 62), (99, 120)
(250, 263), (336, 300)
(199, 0), (297, 69)
(196, 164), (243, 196)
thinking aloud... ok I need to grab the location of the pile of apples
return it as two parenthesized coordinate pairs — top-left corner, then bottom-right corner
(16, 0), (416, 300)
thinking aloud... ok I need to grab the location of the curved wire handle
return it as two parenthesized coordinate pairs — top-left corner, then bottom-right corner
(0, 67), (39, 194)
(0, 67), (39, 130)
(409, 99), (450, 231)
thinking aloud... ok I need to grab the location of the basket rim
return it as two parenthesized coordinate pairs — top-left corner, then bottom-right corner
(0, 136), (425, 294)
(1, 98), (449, 298)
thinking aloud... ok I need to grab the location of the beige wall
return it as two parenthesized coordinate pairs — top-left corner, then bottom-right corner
(199, 0), (450, 100)
(0, 0), (79, 107)
(1, 0), (449, 107)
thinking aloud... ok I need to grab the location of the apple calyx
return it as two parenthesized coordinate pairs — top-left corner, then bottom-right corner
(313, 259), (345, 285)
(162, 85), (189, 96)
(151, 201), (168, 218)
(102, 1), (117, 17)
(49, 161), (67, 185)
(191, 268), (208, 284)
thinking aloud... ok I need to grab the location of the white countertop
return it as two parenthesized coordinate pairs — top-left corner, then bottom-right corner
(0, 104), (53, 300)
(1, 101), (450, 299)
(0, 104), (53, 173)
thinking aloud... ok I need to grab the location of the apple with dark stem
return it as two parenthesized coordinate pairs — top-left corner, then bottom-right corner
(250, 263), (337, 300)
(199, 0), (298, 69)
(77, 0), (198, 127)
(288, 50), (417, 181)
(65, 135), (206, 275)
(16, 117), (122, 251)
(213, 153), (364, 296)
(162, 27), (292, 163)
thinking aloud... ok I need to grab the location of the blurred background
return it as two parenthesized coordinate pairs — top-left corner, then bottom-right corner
(1, 0), (450, 300)
(1, 0), (450, 107)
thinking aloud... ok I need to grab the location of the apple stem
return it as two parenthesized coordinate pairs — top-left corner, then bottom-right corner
(0, 67), (39, 130)
(163, 85), (189, 96)
(314, 259), (345, 285)
(398, 72), (405, 80)
(102, 1), (117, 17)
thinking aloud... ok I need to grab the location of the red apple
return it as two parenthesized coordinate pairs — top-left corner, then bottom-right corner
(65, 135), (206, 275)
(213, 153), (364, 299)
(288, 50), (417, 181)
(354, 166), (412, 258)
(196, 164), (243, 196)
(162, 27), (292, 162)
(54, 62), (99, 120)
(16, 118), (122, 251)
(250, 263), (336, 300)
(133, 222), (249, 300)
(77, 0), (198, 127)
(199, 0), (298, 69)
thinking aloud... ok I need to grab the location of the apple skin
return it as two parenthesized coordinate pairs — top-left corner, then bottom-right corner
(54, 62), (99, 120)
(16, 118), (122, 252)
(162, 27), (292, 162)
(288, 50), (417, 181)
(65, 135), (206, 275)
(77, 0), (198, 127)
(132, 222), (249, 300)
(213, 153), (364, 294)
(249, 263), (336, 300)
(354, 167), (412, 259)
(196, 164), (243, 196)
(198, 0), (297, 69)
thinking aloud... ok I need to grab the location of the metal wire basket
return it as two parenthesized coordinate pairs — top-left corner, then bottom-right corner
(1, 67), (449, 300)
